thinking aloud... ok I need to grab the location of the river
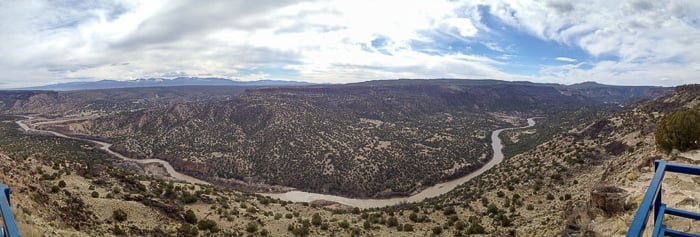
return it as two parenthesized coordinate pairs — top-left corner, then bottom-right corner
(263, 118), (537, 208)
(16, 117), (536, 208)
(15, 118), (209, 185)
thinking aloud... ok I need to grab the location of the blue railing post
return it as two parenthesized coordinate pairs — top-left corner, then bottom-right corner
(0, 184), (20, 237)
(628, 160), (700, 237)
(653, 160), (662, 226)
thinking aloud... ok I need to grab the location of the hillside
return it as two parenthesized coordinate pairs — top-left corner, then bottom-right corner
(0, 116), (450, 236)
(562, 81), (659, 104)
(0, 82), (692, 236)
(42, 80), (659, 198)
(17, 77), (313, 91)
(355, 79), (662, 105)
(0, 86), (251, 115)
(409, 84), (698, 235)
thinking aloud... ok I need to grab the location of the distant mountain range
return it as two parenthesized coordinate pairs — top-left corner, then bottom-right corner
(18, 77), (314, 91)
(353, 79), (664, 104)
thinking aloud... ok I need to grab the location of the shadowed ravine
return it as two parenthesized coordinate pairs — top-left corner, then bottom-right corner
(16, 117), (535, 208)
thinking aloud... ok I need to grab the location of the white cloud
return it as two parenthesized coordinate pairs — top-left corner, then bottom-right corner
(441, 18), (478, 38)
(478, 0), (700, 85)
(538, 60), (696, 86)
(555, 57), (577, 63)
(0, 0), (698, 88)
(0, 0), (509, 88)
(487, 1), (700, 62)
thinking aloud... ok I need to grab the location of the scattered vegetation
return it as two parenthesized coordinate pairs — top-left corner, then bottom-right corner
(656, 108), (700, 152)
(113, 209), (128, 222)
(0, 82), (684, 236)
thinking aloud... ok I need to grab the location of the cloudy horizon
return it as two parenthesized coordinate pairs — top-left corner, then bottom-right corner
(1, 0), (699, 88)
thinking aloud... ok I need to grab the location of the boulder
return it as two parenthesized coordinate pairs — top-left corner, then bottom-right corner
(590, 185), (629, 215)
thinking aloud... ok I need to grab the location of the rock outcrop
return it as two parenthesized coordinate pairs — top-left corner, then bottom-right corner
(590, 185), (629, 215)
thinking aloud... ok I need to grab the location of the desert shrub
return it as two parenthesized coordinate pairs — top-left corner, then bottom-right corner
(311, 213), (322, 226)
(178, 223), (199, 236)
(113, 209), (127, 222)
(197, 219), (219, 232)
(339, 220), (350, 229)
(409, 212), (418, 222)
(181, 191), (198, 204)
(656, 109), (700, 152)
(466, 222), (485, 234)
(605, 141), (629, 155)
(246, 206), (257, 214)
(293, 225), (309, 236)
(496, 190), (505, 198)
(184, 210), (197, 224)
(113, 225), (126, 236)
(432, 226), (443, 235)
(487, 203), (499, 215)
(442, 206), (456, 215)
(387, 216), (398, 227)
(496, 213), (511, 227)
(246, 222), (258, 233)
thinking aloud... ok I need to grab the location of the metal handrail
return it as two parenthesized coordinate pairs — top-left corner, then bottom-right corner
(627, 160), (700, 237)
(0, 185), (20, 237)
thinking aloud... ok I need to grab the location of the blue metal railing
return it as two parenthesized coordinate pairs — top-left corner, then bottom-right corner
(628, 160), (700, 237)
(0, 185), (19, 237)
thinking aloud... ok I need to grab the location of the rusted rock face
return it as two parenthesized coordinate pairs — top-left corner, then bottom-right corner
(590, 185), (629, 215)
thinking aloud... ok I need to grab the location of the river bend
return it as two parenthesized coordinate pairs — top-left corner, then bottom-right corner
(16, 117), (536, 208)
(264, 118), (536, 208)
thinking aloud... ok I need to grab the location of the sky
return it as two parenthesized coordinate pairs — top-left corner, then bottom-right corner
(1, 0), (699, 88)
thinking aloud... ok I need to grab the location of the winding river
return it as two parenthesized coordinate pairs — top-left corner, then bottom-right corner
(15, 119), (209, 185)
(264, 118), (536, 208)
(16, 117), (536, 208)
